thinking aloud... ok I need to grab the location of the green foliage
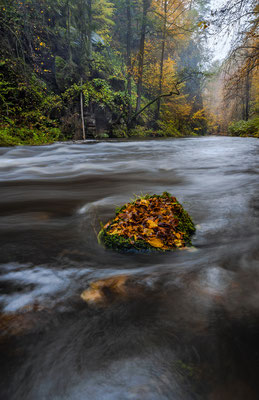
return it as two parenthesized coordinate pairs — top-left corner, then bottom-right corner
(98, 132), (109, 138)
(83, 79), (115, 107)
(0, 56), (65, 145)
(228, 117), (259, 137)
(91, 51), (113, 75)
(85, 79), (127, 111)
(41, 95), (63, 118)
(128, 126), (155, 137)
(0, 59), (41, 116)
(0, 126), (62, 147)
(111, 126), (156, 138)
(111, 126), (128, 138)
(62, 83), (81, 102)
(55, 57), (79, 91)
(62, 78), (128, 112)
(156, 120), (182, 137)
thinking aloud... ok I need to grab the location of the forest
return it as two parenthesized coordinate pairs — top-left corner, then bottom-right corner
(0, 0), (258, 145)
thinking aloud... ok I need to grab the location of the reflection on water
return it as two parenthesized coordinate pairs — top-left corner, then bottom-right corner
(0, 137), (259, 399)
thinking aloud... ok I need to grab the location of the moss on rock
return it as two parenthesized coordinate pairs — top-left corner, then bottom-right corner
(98, 192), (195, 252)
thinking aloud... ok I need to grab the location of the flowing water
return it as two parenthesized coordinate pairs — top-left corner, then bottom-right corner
(0, 136), (259, 399)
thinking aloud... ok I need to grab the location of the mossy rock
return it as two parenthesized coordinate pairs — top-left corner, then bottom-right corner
(98, 192), (195, 252)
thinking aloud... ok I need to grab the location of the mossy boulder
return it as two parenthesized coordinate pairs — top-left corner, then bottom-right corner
(98, 192), (195, 252)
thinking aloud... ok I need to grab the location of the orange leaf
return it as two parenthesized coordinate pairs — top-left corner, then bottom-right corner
(139, 199), (149, 206)
(110, 228), (122, 235)
(146, 219), (158, 228)
(147, 238), (164, 248)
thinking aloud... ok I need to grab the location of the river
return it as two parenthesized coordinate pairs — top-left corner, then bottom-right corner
(0, 136), (258, 399)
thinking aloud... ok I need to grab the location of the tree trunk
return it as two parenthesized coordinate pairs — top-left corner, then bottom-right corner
(87, 0), (92, 61)
(126, 0), (132, 120)
(244, 69), (250, 121)
(155, 0), (167, 121)
(66, 0), (72, 61)
(80, 78), (86, 140)
(135, 0), (150, 113)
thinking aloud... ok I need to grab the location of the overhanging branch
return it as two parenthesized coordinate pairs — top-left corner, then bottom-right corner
(131, 88), (180, 121)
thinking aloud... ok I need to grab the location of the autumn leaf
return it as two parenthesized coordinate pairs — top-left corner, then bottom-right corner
(139, 199), (149, 206)
(146, 219), (158, 228)
(109, 228), (122, 235)
(143, 228), (153, 235)
(147, 237), (164, 248)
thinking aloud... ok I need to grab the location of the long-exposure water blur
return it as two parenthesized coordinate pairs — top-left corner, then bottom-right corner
(0, 136), (259, 399)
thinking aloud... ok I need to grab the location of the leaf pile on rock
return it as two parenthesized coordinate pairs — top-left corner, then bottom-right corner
(98, 192), (195, 252)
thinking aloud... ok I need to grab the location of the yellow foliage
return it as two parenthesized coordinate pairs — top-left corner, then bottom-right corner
(192, 108), (207, 121)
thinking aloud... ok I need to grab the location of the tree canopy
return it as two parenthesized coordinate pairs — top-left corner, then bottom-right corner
(0, 0), (258, 145)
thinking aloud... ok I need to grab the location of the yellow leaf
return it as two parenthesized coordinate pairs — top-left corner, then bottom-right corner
(147, 238), (164, 248)
(146, 219), (158, 228)
(139, 199), (149, 206)
(109, 228), (122, 235)
(143, 228), (153, 235)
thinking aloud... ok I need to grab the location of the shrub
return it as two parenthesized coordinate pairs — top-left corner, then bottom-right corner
(128, 126), (155, 137)
(0, 126), (62, 146)
(228, 117), (259, 137)
(156, 121), (181, 137)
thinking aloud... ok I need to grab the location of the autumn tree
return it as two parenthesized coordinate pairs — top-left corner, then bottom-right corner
(152, 0), (192, 120)
(211, 0), (259, 130)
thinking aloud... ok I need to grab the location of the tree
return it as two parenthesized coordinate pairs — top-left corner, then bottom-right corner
(153, 0), (192, 120)
(207, 0), (259, 132)
(134, 0), (152, 113)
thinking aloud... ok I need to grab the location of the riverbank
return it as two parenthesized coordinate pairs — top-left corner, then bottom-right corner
(1, 122), (258, 147)
(0, 125), (199, 147)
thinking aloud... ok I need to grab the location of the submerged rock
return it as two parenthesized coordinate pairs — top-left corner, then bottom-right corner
(0, 304), (46, 338)
(81, 275), (128, 305)
(80, 274), (163, 306)
(98, 192), (195, 252)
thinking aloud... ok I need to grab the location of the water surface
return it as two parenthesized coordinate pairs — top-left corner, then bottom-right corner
(0, 137), (259, 399)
